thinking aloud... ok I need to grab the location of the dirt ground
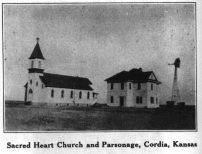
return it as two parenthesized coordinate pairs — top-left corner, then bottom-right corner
(4, 102), (196, 131)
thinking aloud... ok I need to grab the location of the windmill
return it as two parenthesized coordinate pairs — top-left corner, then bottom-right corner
(168, 58), (181, 104)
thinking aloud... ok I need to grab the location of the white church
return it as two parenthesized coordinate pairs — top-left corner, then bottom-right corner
(24, 38), (98, 106)
(105, 68), (161, 108)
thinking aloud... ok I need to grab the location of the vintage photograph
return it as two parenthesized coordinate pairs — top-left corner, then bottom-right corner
(3, 3), (196, 131)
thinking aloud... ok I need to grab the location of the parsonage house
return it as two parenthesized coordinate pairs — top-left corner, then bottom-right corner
(105, 68), (161, 108)
(24, 38), (98, 106)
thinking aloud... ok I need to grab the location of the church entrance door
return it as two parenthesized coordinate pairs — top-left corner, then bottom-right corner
(28, 89), (33, 102)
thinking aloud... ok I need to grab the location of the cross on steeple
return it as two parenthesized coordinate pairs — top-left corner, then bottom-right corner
(36, 37), (40, 43)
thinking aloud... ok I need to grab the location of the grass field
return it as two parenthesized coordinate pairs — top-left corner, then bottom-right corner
(5, 101), (196, 131)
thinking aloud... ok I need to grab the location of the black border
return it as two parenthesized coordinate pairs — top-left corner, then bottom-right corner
(2, 2), (197, 133)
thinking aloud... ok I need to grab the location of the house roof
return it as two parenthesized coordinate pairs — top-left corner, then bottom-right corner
(39, 73), (93, 90)
(29, 42), (45, 60)
(105, 68), (161, 84)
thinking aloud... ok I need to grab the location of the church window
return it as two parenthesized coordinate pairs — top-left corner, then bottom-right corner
(138, 83), (141, 90)
(87, 92), (90, 99)
(79, 91), (82, 99)
(42, 84), (44, 89)
(30, 80), (32, 84)
(51, 89), (54, 98)
(129, 83), (132, 90)
(39, 61), (41, 68)
(36, 82), (38, 86)
(29, 89), (33, 93)
(31, 61), (34, 68)
(61, 90), (64, 98)
(150, 97), (154, 104)
(110, 96), (114, 103)
(70, 91), (73, 99)
(151, 84), (153, 90)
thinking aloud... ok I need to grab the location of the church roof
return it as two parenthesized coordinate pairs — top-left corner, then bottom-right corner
(24, 82), (28, 87)
(105, 68), (161, 84)
(29, 41), (45, 60)
(40, 73), (93, 90)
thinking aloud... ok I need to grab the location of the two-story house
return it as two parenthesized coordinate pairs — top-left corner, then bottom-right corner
(105, 68), (161, 108)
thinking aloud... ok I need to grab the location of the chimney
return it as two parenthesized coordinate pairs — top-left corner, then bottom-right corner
(139, 67), (142, 72)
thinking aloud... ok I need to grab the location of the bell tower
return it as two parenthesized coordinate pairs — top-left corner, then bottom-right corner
(28, 37), (45, 73)
(26, 38), (45, 103)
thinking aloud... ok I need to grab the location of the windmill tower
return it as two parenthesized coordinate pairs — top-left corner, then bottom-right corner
(168, 58), (181, 104)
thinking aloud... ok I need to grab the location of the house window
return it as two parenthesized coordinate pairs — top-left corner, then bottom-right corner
(136, 96), (142, 104)
(36, 82), (38, 86)
(138, 83), (141, 90)
(39, 61), (41, 68)
(129, 83), (132, 90)
(79, 91), (82, 99)
(31, 61), (34, 68)
(110, 83), (114, 90)
(121, 83), (124, 90)
(150, 97), (154, 104)
(61, 90), (64, 98)
(51, 89), (54, 98)
(42, 84), (44, 89)
(110, 96), (114, 103)
(70, 91), (73, 99)
(87, 92), (90, 99)
(151, 84), (153, 90)
(30, 80), (32, 84)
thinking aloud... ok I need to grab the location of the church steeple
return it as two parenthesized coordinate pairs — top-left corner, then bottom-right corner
(29, 38), (45, 60)
(28, 38), (45, 73)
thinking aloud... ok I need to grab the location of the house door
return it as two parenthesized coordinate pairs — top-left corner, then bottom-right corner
(28, 89), (33, 102)
(120, 96), (124, 107)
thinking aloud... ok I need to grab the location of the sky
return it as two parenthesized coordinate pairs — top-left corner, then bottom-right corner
(3, 3), (196, 105)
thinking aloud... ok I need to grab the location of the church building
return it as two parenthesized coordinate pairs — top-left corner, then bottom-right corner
(105, 68), (161, 108)
(24, 38), (97, 106)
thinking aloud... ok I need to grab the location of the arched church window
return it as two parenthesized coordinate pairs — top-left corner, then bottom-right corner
(70, 91), (73, 99)
(29, 89), (33, 93)
(87, 92), (90, 99)
(36, 82), (38, 86)
(42, 84), (44, 89)
(30, 80), (32, 84)
(61, 90), (64, 98)
(31, 61), (34, 68)
(79, 91), (82, 99)
(51, 89), (54, 98)
(39, 61), (41, 68)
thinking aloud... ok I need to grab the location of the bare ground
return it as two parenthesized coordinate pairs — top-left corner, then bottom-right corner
(5, 102), (196, 131)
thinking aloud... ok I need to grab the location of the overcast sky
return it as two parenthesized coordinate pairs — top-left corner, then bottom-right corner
(3, 3), (196, 104)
